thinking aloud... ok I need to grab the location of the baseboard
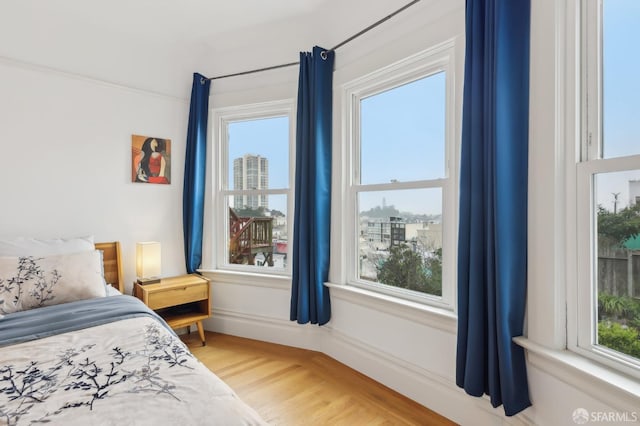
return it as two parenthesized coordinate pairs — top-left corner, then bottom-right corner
(205, 308), (325, 352)
(205, 308), (533, 426)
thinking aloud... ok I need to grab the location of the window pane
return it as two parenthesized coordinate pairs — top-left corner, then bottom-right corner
(227, 194), (288, 269)
(360, 73), (445, 184)
(602, 0), (640, 158)
(358, 189), (442, 296)
(227, 116), (289, 190)
(595, 170), (640, 359)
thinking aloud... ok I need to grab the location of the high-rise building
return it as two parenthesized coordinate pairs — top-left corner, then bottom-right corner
(233, 154), (269, 210)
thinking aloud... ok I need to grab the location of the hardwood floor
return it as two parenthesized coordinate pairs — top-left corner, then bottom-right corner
(182, 331), (456, 426)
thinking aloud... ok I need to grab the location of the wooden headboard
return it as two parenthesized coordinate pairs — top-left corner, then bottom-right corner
(95, 241), (124, 293)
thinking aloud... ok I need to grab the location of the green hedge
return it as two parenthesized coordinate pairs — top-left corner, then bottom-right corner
(598, 321), (640, 358)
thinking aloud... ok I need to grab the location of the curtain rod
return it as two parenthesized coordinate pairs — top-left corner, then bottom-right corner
(205, 0), (421, 81)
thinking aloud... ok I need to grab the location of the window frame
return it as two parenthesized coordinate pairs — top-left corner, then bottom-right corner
(573, 0), (640, 378)
(212, 100), (295, 276)
(343, 40), (457, 310)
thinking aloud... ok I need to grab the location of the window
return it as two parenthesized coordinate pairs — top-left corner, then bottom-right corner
(345, 42), (456, 309)
(577, 0), (640, 374)
(214, 101), (293, 273)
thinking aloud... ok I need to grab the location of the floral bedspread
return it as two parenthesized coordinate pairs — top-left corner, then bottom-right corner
(0, 316), (266, 426)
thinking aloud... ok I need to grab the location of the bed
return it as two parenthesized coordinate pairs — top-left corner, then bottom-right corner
(0, 238), (266, 426)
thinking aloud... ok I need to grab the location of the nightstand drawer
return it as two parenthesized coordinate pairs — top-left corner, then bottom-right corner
(134, 274), (211, 346)
(147, 282), (208, 310)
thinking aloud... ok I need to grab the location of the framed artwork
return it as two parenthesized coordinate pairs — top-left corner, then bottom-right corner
(131, 134), (171, 184)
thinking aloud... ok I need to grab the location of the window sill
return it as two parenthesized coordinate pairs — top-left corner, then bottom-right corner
(198, 268), (291, 290)
(325, 282), (457, 334)
(197, 272), (457, 332)
(514, 337), (640, 410)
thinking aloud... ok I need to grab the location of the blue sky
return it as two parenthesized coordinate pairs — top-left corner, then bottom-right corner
(359, 72), (445, 216)
(603, 0), (640, 159)
(227, 72), (446, 217)
(360, 72), (445, 185)
(597, 0), (640, 211)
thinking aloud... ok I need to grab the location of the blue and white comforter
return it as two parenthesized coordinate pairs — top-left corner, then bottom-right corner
(0, 296), (266, 426)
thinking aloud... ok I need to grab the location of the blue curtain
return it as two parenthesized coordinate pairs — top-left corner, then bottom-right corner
(183, 73), (211, 274)
(290, 46), (334, 325)
(456, 0), (531, 416)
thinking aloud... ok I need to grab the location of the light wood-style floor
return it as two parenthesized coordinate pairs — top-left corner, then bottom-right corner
(182, 331), (456, 426)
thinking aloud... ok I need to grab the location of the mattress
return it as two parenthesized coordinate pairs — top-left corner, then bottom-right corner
(0, 295), (267, 426)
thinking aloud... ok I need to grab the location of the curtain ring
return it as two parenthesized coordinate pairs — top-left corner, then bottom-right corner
(320, 50), (328, 60)
(200, 77), (206, 85)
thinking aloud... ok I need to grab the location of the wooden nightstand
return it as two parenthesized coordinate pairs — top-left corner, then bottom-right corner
(134, 274), (211, 346)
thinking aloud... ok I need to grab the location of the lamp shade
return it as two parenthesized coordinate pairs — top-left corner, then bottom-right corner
(136, 241), (161, 282)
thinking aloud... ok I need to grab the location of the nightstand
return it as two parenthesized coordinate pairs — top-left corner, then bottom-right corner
(134, 274), (211, 346)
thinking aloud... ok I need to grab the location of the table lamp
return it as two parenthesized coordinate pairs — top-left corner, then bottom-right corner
(136, 241), (161, 284)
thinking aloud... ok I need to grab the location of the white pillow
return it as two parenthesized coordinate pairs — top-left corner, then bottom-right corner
(0, 236), (95, 257)
(105, 285), (121, 296)
(0, 250), (106, 314)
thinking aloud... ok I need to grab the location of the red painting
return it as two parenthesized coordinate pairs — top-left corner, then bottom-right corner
(131, 134), (171, 184)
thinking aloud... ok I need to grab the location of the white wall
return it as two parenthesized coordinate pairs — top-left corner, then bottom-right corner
(0, 58), (190, 293)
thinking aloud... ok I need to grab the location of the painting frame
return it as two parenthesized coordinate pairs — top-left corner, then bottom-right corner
(131, 134), (171, 184)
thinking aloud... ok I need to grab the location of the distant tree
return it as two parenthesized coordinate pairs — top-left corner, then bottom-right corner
(270, 209), (285, 217)
(361, 205), (400, 218)
(234, 206), (268, 217)
(597, 203), (640, 247)
(377, 245), (441, 296)
(423, 248), (442, 296)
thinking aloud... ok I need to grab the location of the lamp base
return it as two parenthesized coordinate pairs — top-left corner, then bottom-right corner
(137, 277), (161, 285)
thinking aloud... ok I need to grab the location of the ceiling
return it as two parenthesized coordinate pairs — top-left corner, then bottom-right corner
(0, 0), (417, 97)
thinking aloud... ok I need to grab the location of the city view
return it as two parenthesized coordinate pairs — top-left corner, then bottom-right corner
(225, 71), (446, 298)
(227, 116), (289, 269)
(357, 197), (443, 296)
(226, 166), (445, 297)
(355, 71), (446, 297)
